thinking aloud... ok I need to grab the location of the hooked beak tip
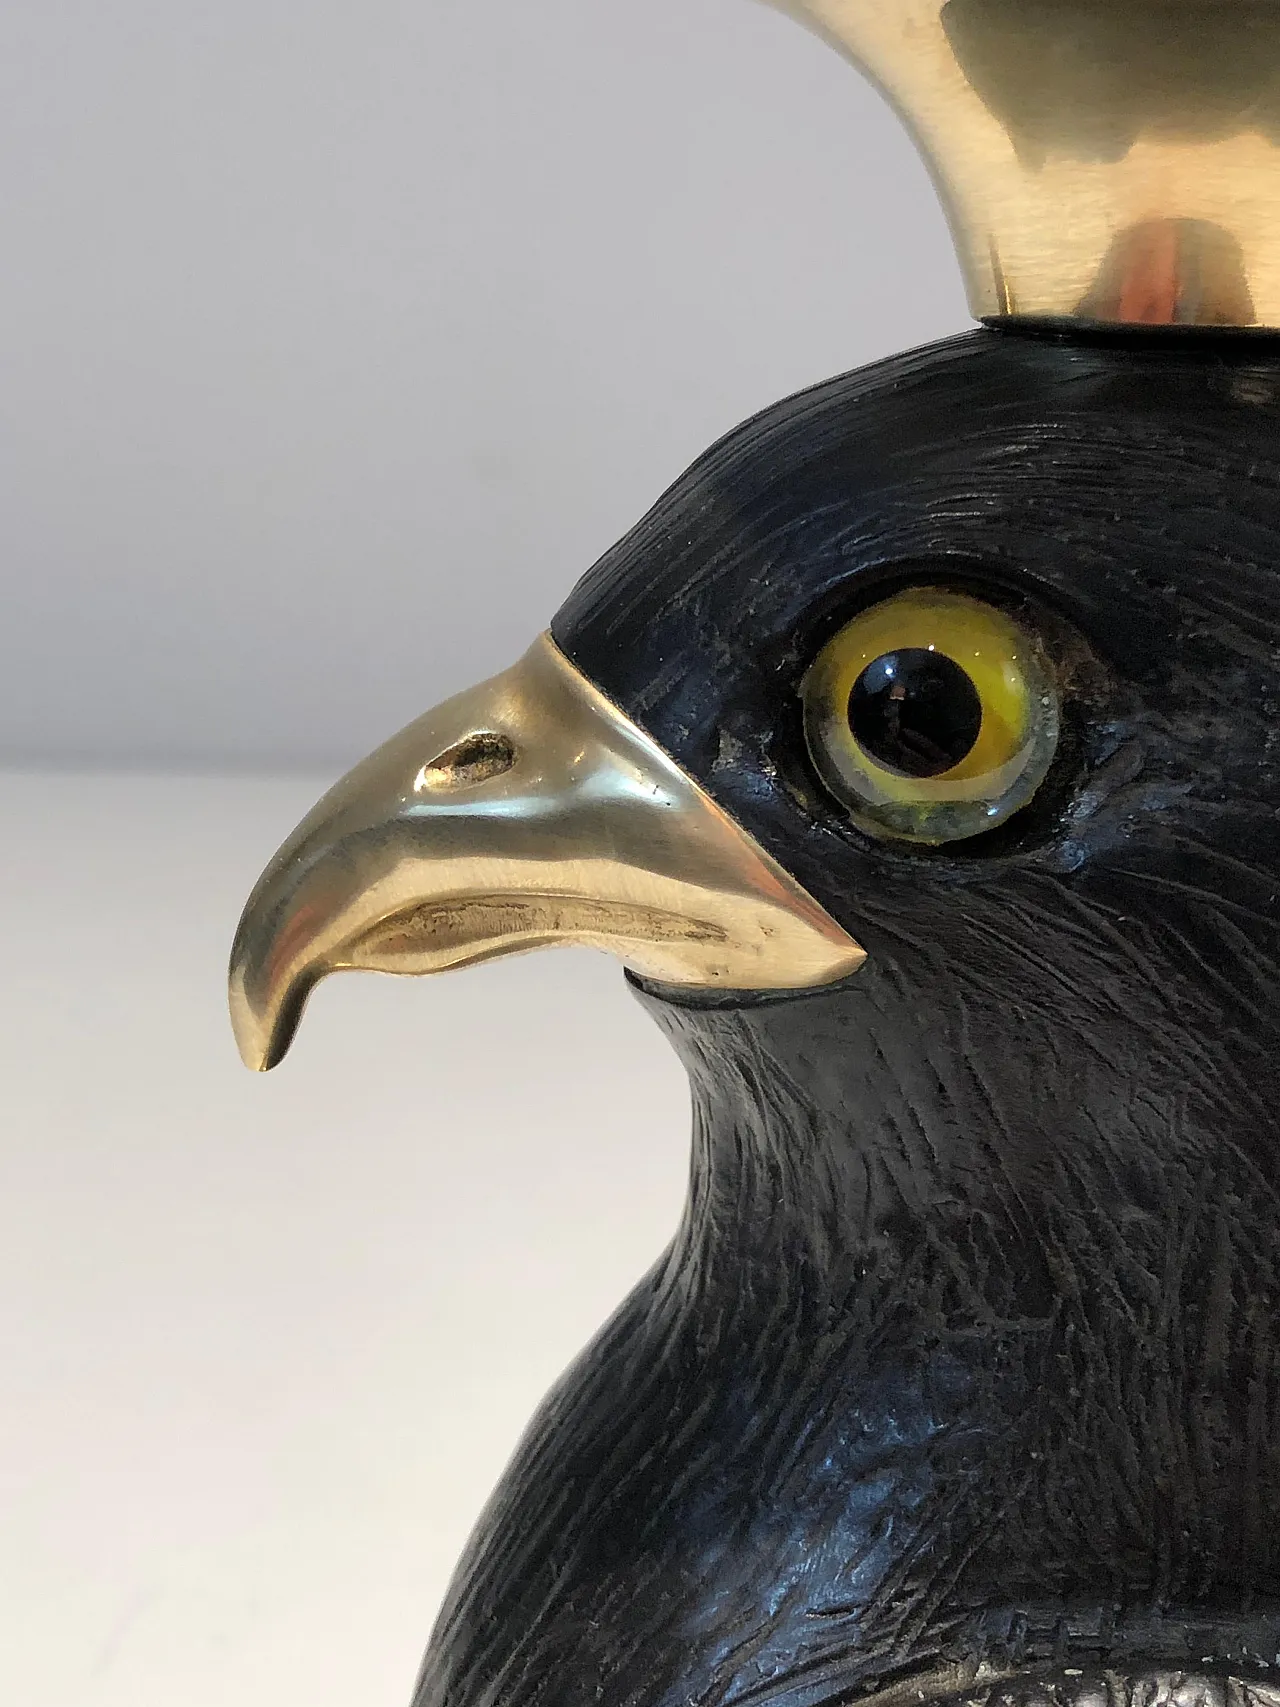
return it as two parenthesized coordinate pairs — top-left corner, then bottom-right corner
(228, 955), (310, 1073)
(228, 986), (274, 1073)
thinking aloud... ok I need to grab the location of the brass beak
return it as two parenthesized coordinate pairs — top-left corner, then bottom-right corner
(229, 634), (864, 1071)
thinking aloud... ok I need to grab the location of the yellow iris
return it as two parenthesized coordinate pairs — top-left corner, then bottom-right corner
(801, 586), (1060, 844)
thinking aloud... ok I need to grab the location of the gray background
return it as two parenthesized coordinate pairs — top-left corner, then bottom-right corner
(0, 0), (967, 771)
(3, 6), (969, 1702)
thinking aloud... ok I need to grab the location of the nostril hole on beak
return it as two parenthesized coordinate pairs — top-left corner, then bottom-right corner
(417, 731), (517, 791)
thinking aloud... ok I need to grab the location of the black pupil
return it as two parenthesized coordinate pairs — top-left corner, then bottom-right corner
(848, 648), (983, 778)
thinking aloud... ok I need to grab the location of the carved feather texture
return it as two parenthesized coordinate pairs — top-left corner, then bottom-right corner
(415, 332), (1280, 1707)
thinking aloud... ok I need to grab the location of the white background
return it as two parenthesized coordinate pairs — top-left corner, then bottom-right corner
(2, 1), (967, 1702)
(3, 773), (691, 1706)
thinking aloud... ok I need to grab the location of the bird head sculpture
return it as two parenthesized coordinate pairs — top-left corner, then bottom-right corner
(230, 8), (1280, 1707)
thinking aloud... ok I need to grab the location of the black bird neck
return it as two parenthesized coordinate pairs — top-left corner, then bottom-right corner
(640, 963), (1150, 1313)
(414, 923), (1280, 1707)
(636, 968), (1280, 1631)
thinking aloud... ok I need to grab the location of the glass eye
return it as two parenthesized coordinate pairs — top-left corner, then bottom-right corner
(801, 586), (1060, 844)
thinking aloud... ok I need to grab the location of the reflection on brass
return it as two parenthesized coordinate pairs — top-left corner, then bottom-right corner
(772, 0), (1280, 327)
(1076, 217), (1255, 327)
(229, 634), (864, 1071)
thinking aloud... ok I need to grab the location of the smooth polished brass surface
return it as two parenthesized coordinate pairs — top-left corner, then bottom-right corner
(229, 634), (864, 1071)
(774, 0), (1280, 328)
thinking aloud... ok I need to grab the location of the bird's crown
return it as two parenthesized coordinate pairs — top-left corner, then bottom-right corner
(776, 0), (1280, 329)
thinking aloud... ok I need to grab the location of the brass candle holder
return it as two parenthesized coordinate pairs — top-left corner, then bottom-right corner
(777, 0), (1280, 326)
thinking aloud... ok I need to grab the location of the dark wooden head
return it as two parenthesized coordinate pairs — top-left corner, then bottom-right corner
(413, 330), (1280, 1707)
